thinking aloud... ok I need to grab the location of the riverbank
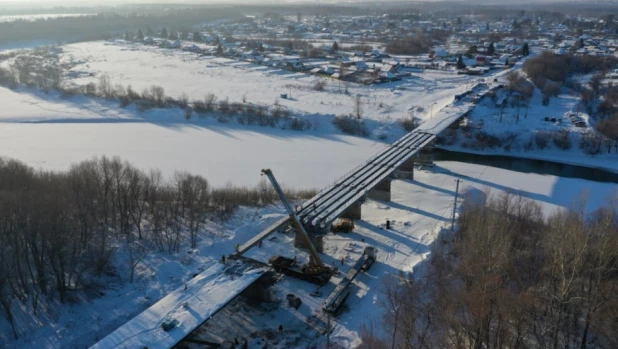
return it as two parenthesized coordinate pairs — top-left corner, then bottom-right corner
(436, 145), (618, 177)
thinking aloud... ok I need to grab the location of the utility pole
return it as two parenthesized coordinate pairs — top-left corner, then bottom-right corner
(327, 312), (331, 349)
(451, 179), (461, 231)
(517, 94), (521, 124)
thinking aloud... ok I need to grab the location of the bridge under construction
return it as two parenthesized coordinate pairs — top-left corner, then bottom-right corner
(90, 81), (494, 349)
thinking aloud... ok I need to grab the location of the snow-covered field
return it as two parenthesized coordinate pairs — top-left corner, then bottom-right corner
(59, 40), (480, 122)
(0, 40), (502, 187)
(0, 120), (383, 189)
(3, 161), (614, 349)
(0, 39), (485, 188)
(1, 39), (617, 348)
(0, 85), (387, 188)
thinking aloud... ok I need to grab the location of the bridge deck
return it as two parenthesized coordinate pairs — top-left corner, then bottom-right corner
(90, 262), (269, 349)
(297, 132), (435, 228)
(295, 83), (491, 229)
(237, 216), (290, 255)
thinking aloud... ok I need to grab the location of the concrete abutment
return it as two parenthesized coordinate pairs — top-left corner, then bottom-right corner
(417, 140), (435, 167)
(341, 201), (362, 221)
(368, 178), (392, 202)
(395, 157), (415, 180)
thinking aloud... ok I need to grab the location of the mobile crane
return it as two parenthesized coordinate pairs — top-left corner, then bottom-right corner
(261, 169), (335, 285)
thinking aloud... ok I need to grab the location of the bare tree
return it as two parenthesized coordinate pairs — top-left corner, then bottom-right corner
(175, 172), (210, 248)
(149, 85), (165, 107)
(98, 74), (112, 98)
(542, 80), (561, 105)
(204, 93), (217, 111)
(128, 168), (150, 240)
(506, 70), (525, 94)
(127, 240), (149, 283)
(178, 92), (189, 108)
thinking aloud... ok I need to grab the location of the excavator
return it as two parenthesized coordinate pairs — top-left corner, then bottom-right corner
(261, 169), (336, 285)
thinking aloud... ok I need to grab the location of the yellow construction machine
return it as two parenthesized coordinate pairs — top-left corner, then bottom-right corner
(330, 218), (355, 233)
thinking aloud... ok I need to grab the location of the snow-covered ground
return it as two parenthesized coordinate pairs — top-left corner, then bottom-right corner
(2, 148), (614, 348)
(440, 66), (618, 172)
(1, 39), (616, 348)
(240, 161), (617, 347)
(0, 85), (386, 188)
(58, 40), (482, 122)
(0, 40), (505, 187)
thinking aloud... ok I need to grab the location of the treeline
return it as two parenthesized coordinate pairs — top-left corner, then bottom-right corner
(523, 51), (617, 89)
(0, 156), (315, 339)
(522, 52), (618, 153)
(450, 126), (617, 156)
(0, 47), (62, 91)
(594, 84), (618, 152)
(361, 191), (618, 349)
(0, 7), (242, 45)
(0, 48), (313, 131)
(385, 29), (449, 55)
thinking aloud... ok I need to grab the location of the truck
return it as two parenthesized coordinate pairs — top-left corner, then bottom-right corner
(323, 245), (377, 314)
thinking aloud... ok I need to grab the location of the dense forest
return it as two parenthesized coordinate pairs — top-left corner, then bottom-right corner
(0, 157), (315, 339)
(0, 7), (242, 46)
(361, 191), (618, 349)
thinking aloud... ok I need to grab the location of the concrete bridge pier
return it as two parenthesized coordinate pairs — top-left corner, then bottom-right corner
(341, 201), (362, 221)
(417, 140), (435, 167)
(395, 157), (415, 180)
(368, 178), (392, 202)
(295, 233), (324, 253)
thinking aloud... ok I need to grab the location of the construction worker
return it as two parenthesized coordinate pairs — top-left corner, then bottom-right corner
(341, 257), (345, 266)
(386, 219), (391, 230)
(279, 324), (284, 333)
(235, 243), (240, 252)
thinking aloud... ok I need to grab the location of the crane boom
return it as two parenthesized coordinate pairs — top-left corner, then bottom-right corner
(261, 169), (324, 267)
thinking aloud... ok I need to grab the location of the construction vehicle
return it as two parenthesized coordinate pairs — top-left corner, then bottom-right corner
(261, 169), (336, 285)
(330, 218), (355, 233)
(323, 245), (377, 314)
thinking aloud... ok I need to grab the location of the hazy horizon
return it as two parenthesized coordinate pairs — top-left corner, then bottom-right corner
(0, 0), (573, 5)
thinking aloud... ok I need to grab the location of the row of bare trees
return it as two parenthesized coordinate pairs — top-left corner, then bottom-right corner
(362, 191), (618, 349)
(0, 50), (314, 131)
(0, 49), (62, 91)
(0, 156), (314, 338)
(385, 29), (450, 55)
